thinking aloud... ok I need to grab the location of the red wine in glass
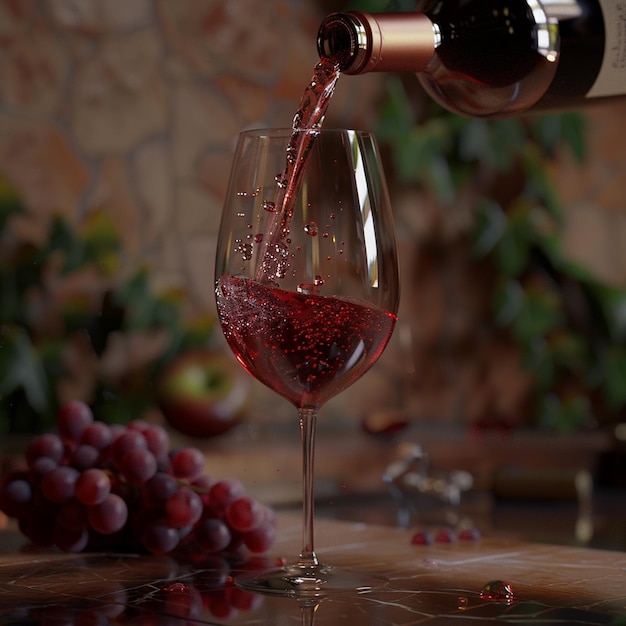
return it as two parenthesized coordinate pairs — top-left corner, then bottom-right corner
(216, 275), (397, 409)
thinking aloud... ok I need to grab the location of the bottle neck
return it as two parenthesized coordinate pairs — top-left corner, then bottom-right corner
(317, 12), (437, 74)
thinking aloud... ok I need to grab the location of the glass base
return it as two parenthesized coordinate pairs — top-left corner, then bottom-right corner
(235, 562), (386, 598)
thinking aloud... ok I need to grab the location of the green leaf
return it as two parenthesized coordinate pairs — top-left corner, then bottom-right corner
(598, 347), (626, 410)
(493, 279), (524, 327)
(549, 332), (588, 375)
(459, 118), (526, 169)
(0, 325), (50, 414)
(512, 288), (562, 343)
(0, 181), (23, 231)
(521, 144), (563, 220)
(537, 393), (591, 432)
(531, 112), (587, 162)
(81, 211), (121, 277)
(46, 217), (86, 273)
(494, 219), (532, 277)
(473, 201), (506, 257)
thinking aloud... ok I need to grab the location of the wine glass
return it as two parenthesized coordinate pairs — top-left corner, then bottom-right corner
(214, 127), (399, 597)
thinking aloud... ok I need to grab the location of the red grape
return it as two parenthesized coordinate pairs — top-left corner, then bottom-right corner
(142, 472), (177, 504)
(69, 444), (100, 471)
(88, 493), (128, 535)
(170, 447), (205, 482)
(166, 486), (203, 528)
(58, 499), (88, 531)
(79, 422), (113, 450)
(142, 521), (180, 555)
(110, 429), (147, 465)
(75, 468), (111, 506)
(118, 448), (157, 485)
(435, 529), (457, 543)
(57, 400), (94, 441)
(191, 474), (215, 493)
(410, 530), (434, 545)
(194, 518), (232, 553)
(26, 433), (64, 467)
(209, 479), (245, 509)
(458, 527), (481, 541)
(53, 524), (89, 552)
(41, 466), (79, 503)
(0, 478), (32, 517)
(29, 456), (58, 479)
(143, 424), (170, 459)
(1, 401), (276, 559)
(225, 496), (266, 532)
(127, 419), (150, 433)
(242, 524), (275, 553)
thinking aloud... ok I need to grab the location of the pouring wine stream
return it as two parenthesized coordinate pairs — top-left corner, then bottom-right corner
(256, 59), (341, 284)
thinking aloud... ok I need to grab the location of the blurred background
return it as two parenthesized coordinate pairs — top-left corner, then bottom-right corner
(2, 0), (626, 547)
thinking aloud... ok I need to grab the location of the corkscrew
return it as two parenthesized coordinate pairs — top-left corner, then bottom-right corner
(383, 443), (473, 528)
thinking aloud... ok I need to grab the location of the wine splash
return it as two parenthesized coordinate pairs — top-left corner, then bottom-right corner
(257, 59), (341, 283)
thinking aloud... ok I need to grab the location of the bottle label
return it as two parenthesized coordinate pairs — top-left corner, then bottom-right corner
(588, 0), (626, 97)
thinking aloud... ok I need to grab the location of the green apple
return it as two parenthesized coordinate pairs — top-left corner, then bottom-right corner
(156, 350), (251, 438)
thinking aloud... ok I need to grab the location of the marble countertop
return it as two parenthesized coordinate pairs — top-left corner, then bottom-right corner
(1, 513), (625, 625)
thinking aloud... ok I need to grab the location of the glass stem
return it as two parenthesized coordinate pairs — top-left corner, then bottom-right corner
(297, 408), (319, 568)
(299, 599), (320, 625)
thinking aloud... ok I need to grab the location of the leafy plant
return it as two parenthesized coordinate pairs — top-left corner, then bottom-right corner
(0, 180), (213, 434)
(374, 71), (626, 432)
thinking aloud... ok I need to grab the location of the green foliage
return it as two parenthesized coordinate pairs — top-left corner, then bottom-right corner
(0, 183), (212, 434)
(375, 75), (625, 432)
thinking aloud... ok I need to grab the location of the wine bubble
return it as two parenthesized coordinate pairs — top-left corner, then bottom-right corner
(304, 221), (318, 236)
(292, 109), (304, 128)
(254, 233), (263, 243)
(261, 241), (290, 279)
(263, 200), (277, 213)
(314, 275), (324, 286)
(286, 145), (297, 165)
(235, 242), (253, 261)
(297, 283), (318, 295)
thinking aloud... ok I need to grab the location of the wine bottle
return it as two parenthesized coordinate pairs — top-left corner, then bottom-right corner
(317, 0), (623, 118)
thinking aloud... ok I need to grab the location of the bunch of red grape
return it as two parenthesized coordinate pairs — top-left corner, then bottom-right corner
(0, 401), (275, 557)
